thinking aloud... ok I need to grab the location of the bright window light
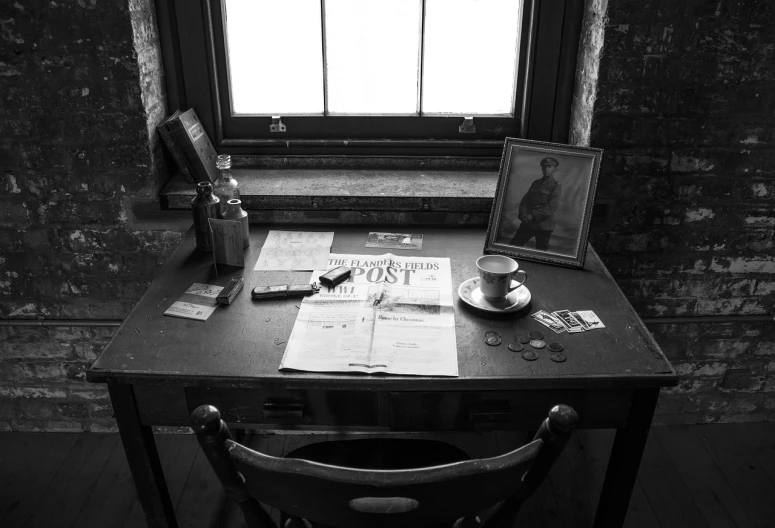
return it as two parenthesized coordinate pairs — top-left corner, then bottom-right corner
(225, 1), (324, 115)
(224, 0), (522, 117)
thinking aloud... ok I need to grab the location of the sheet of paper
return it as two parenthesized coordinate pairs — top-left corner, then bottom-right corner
(263, 230), (334, 248)
(254, 230), (334, 271)
(279, 253), (458, 377)
(209, 218), (244, 268)
(163, 283), (223, 321)
(365, 232), (423, 250)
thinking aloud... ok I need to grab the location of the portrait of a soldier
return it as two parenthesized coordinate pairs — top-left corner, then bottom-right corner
(509, 156), (562, 251)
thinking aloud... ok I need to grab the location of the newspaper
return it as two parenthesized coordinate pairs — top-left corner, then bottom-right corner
(279, 253), (458, 377)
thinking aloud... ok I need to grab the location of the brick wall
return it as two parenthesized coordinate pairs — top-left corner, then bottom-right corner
(0, 0), (183, 431)
(590, 0), (775, 422)
(0, 0), (773, 431)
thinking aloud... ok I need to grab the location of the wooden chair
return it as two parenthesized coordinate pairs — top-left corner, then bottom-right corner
(190, 404), (579, 528)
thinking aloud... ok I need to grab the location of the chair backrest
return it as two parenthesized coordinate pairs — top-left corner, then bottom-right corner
(191, 404), (578, 528)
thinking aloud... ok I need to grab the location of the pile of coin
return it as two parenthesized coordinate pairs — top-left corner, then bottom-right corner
(486, 329), (568, 363)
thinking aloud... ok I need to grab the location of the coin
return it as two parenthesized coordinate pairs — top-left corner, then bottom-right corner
(485, 335), (502, 346)
(521, 350), (538, 361)
(516, 334), (531, 344)
(547, 342), (564, 352)
(508, 342), (524, 352)
(484, 330), (501, 339)
(528, 330), (544, 340)
(549, 352), (567, 362)
(529, 339), (546, 349)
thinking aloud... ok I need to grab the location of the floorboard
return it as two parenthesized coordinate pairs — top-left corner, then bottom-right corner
(575, 429), (659, 528)
(637, 427), (709, 528)
(70, 437), (138, 528)
(693, 423), (775, 528)
(654, 425), (758, 528)
(1, 422), (774, 528)
(23, 433), (117, 528)
(122, 433), (200, 528)
(0, 433), (79, 528)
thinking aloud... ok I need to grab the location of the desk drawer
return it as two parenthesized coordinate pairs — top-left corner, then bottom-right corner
(389, 389), (632, 431)
(186, 387), (378, 426)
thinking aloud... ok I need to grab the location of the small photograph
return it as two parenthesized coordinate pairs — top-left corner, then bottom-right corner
(365, 232), (424, 250)
(484, 138), (602, 268)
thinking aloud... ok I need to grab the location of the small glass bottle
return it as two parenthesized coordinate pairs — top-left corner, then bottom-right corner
(191, 182), (220, 252)
(213, 154), (239, 216)
(222, 199), (250, 248)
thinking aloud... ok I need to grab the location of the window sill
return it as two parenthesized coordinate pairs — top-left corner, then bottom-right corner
(159, 166), (500, 226)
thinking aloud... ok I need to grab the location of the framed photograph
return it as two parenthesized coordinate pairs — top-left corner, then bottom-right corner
(484, 138), (603, 269)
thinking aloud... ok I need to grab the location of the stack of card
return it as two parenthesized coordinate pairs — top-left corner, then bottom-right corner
(531, 310), (605, 334)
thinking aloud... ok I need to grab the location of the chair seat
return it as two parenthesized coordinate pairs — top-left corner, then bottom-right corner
(285, 438), (471, 471)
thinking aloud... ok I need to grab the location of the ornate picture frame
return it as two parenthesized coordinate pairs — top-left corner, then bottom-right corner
(484, 138), (603, 269)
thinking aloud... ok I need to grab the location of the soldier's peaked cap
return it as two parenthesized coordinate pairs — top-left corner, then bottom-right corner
(540, 157), (559, 167)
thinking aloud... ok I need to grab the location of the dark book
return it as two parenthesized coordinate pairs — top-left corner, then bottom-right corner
(167, 108), (218, 184)
(157, 110), (195, 184)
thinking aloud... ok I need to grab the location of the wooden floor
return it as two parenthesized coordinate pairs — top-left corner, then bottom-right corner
(1, 423), (774, 528)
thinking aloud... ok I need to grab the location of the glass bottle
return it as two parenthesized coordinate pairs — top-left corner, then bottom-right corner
(191, 182), (220, 252)
(213, 154), (239, 216)
(222, 199), (250, 248)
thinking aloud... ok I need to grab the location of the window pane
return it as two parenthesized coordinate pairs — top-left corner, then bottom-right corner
(325, 0), (422, 115)
(225, 0), (324, 115)
(422, 0), (522, 115)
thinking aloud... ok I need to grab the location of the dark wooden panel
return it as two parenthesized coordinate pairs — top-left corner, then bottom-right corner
(186, 387), (379, 426)
(388, 389), (632, 431)
(135, 385), (190, 425)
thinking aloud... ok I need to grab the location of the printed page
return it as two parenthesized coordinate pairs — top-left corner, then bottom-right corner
(163, 283), (223, 321)
(279, 253), (458, 377)
(254, 230), (334, 271)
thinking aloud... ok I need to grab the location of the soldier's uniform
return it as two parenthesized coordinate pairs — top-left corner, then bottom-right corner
(509, 157), (562, 251)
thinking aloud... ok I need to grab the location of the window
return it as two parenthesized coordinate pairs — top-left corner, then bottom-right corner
(157, 0), (585, 156)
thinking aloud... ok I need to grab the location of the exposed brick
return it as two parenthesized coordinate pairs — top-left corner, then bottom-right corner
(11, 419), (84, 433)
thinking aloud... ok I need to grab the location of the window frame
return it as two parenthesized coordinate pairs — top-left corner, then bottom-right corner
(156, 0), (585, 157)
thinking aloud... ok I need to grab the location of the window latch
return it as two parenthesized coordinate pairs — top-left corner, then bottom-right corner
(458, 116), (476, 134)
(270, 116), (286, 133)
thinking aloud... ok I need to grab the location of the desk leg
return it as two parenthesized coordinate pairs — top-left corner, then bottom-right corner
(593, 387), (659, 528)
(109, 383), (178, 528)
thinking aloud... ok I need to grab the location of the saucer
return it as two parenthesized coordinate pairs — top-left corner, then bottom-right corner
(457, 277), (531, 314)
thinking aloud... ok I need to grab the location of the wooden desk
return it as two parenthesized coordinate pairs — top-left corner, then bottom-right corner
(87, 226), (676, 528)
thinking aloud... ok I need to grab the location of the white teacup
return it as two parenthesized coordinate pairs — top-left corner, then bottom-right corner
(476, 255), (528, 302)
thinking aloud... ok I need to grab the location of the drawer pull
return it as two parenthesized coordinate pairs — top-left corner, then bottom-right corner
(468, 403), (511, 423)
(262, 400), (304, 419)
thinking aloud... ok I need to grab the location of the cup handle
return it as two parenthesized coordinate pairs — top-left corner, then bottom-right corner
(508, 270), (528, 292)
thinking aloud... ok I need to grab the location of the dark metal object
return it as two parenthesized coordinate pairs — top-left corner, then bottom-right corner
(521, 350), (538, 361)
(548, 342), (564, 353)
(530, 339), (546, 349)
(216, 277), (244, 305)
(528, 330), (544, 340)
(516, 334), (531, 344)
(251, 283), (320, 300)
(319, 266), (352, 289)
(485, 331), (501, 339)
(508, 342), (524, 352)
(485, 335), (502, 346)
(549, 352), (567, 363)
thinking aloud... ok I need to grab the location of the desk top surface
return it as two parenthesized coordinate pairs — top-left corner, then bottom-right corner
(87, 226), (676, 390)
